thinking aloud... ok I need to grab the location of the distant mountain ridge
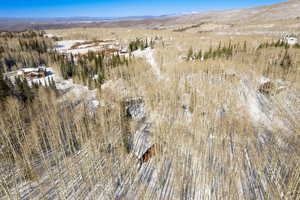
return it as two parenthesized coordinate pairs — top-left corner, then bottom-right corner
(1, 0), (299, 31)
(0, 14), (178, 23)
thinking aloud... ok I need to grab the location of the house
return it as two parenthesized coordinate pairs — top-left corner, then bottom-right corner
(286, 37), (298, 45)
(281, 33), (298, 45)
(21, 66), (48, 79)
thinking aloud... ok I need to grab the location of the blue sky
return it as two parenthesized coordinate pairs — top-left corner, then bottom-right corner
(0, 0), (287, 18)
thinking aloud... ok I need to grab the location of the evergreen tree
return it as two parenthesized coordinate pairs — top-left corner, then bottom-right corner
(0, 73), (11, 101)
(187, 47), (194, 60)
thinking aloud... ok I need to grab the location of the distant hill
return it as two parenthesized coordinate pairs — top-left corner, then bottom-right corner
(1, 0), (299, 31)
(171, 0), (300, 24)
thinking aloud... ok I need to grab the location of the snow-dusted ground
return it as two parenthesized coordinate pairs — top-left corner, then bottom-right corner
(132, 48), (165, 80)
(55, 78), (97, 102)
(54, 40), (120, 55)
(54, 40), (91, 54)
(52, 71), (100, 112)
(240, 78), (274, 127)
(238, 75), (294, 133)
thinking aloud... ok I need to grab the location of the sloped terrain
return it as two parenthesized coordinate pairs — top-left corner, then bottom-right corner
(0, 2), (300, 199)
(1, 1), (300, 32)
(0, 27), (299, 199)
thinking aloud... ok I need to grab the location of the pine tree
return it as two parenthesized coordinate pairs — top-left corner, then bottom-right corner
(243, 41), (247, 52)
(0, 73), (11, 102)
(187, 47), (194, 60)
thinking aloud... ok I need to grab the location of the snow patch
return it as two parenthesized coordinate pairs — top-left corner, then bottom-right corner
(54, 40), (88, 54)
(44, 33), (62, 38)
(54, 40), (121, 55)
(132, 48), (164, 80)
(259, 76), (271, 85)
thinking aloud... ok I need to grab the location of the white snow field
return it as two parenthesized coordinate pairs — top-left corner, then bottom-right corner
(54, 40), (121, 55)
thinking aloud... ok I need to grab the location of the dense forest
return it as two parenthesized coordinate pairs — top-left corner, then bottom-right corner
(0, 30), (131, 104)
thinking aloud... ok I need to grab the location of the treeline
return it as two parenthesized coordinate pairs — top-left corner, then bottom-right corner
(128, 38), (155, 52)
(173, 23), (203, 32)
(0, 30), (45, 39)
(257, 39), (300, 50)
(18, 39), (49, 53)
(52, 50), (129, 89)
(274, 50), (293, 69)
(0, 30), (53, 72)
(187, 41), (247, 61)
